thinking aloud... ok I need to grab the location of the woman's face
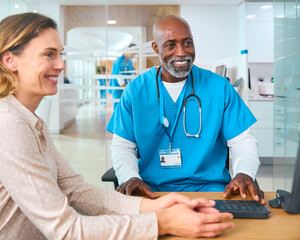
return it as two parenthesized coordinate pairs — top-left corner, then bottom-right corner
(14, 27), (64, 98)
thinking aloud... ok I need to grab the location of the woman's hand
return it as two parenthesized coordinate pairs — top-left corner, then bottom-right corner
(156, 203), (234, 238)
(140, 192), (219, 213)
(140, 193), (234, 238)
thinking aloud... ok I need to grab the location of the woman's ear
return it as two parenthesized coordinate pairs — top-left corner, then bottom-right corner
(1, 51), (18, 72)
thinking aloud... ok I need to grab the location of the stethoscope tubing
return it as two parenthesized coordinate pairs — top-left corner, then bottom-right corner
(155, 66), (201, 137)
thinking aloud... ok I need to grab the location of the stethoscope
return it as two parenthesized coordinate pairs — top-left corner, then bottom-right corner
(155, 66), (202, 138)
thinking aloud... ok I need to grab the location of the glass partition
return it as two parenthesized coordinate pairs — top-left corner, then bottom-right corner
(105, 3), (180, 187)
(0, 0), (180, 190)
(273, 0), (300, 191)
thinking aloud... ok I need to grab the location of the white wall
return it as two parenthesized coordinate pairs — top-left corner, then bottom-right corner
(0, 0), (71, 134)
(0, 0), (28, 20)
(0, 1), (63, 42)
(0, 1), (9, 20)
(180, 4), (240, 64)
(243, 2), (273, 63)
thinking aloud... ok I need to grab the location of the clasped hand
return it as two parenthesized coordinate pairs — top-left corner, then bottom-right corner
(140, 193), (234, 238)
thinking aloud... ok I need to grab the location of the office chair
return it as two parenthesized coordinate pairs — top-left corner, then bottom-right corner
(101, 149), (259, 190)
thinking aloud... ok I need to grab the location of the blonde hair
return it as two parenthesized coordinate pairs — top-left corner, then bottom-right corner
(0, 12), (57, 98)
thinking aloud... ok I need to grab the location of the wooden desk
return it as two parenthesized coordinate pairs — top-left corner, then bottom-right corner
(158, 192), (300, 240)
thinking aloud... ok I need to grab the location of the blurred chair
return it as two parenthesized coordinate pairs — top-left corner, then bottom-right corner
(101, 167), (119, 189)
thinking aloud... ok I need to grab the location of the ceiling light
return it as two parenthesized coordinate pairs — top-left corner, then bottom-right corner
(107, 19), (116, 25)
(14, 4), (19, 8)
(33, 10), (37, 13)
(246, 15), (256, 19)
(275, 15), (284, 19)
(261, 5), (272, 10)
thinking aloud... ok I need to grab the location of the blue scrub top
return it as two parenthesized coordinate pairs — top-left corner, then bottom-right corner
(107, 65), (257, 192)
(109, 54), (135, 99)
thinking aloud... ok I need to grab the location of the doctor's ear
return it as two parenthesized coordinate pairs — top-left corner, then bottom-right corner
(152, 42), (159, 55)
(1, 51), (18, 72)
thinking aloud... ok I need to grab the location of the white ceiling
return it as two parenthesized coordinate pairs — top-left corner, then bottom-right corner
(67, 27), (143, 56)
(23, 0), (271, 56)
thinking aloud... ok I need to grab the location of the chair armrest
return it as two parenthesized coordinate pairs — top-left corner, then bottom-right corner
(101, 167), (119, 189)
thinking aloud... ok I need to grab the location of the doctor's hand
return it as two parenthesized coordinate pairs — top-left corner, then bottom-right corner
(223, 173), (266, 205)
(116, 177), (159, 199)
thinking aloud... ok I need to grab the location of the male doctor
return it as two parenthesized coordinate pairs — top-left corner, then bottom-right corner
(107, 15), (265, 204)
(109, 43), (136, 109)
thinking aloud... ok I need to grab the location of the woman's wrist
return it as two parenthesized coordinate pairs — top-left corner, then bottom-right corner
(140, 198), (154, 213)
(155, 209), (169, 236)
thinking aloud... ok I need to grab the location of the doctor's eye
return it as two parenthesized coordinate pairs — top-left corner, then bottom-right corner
(184, 40), (193, 47)
(165, 43), (176, 49)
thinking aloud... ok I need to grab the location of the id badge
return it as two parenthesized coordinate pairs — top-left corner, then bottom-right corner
(159, 148), (182, 168)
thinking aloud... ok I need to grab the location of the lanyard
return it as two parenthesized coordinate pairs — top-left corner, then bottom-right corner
(157, 70), (189, 149)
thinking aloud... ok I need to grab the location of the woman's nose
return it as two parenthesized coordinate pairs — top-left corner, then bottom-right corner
(55, 55), (64, 71)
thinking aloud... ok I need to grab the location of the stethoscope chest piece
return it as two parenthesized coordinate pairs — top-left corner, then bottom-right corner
(163, 117), (169, 128)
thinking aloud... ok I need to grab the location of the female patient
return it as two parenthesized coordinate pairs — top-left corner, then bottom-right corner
(0, 12), (234, 240)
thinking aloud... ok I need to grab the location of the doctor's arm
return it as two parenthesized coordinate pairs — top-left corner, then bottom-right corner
(223, 129), (266, 204)
(111, 134), (159, 198)
(116, 78), (126, 87)
(111, 62), (126, 87)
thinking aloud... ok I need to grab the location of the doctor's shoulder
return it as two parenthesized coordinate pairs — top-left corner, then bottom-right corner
(194, 67), (227, 85)
(112, 57), (123, 68)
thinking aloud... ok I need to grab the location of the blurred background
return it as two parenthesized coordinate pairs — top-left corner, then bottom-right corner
(1, 0), (299, 193)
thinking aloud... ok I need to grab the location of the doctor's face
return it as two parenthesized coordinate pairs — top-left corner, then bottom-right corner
(154, 19), (195, 79)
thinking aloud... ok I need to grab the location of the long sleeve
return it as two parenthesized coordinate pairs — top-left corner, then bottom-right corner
(227, 128), (261, 180)
(111, 134), (141, 185)
(0, 95), (158, 240)
(54, 143), (140, 216)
